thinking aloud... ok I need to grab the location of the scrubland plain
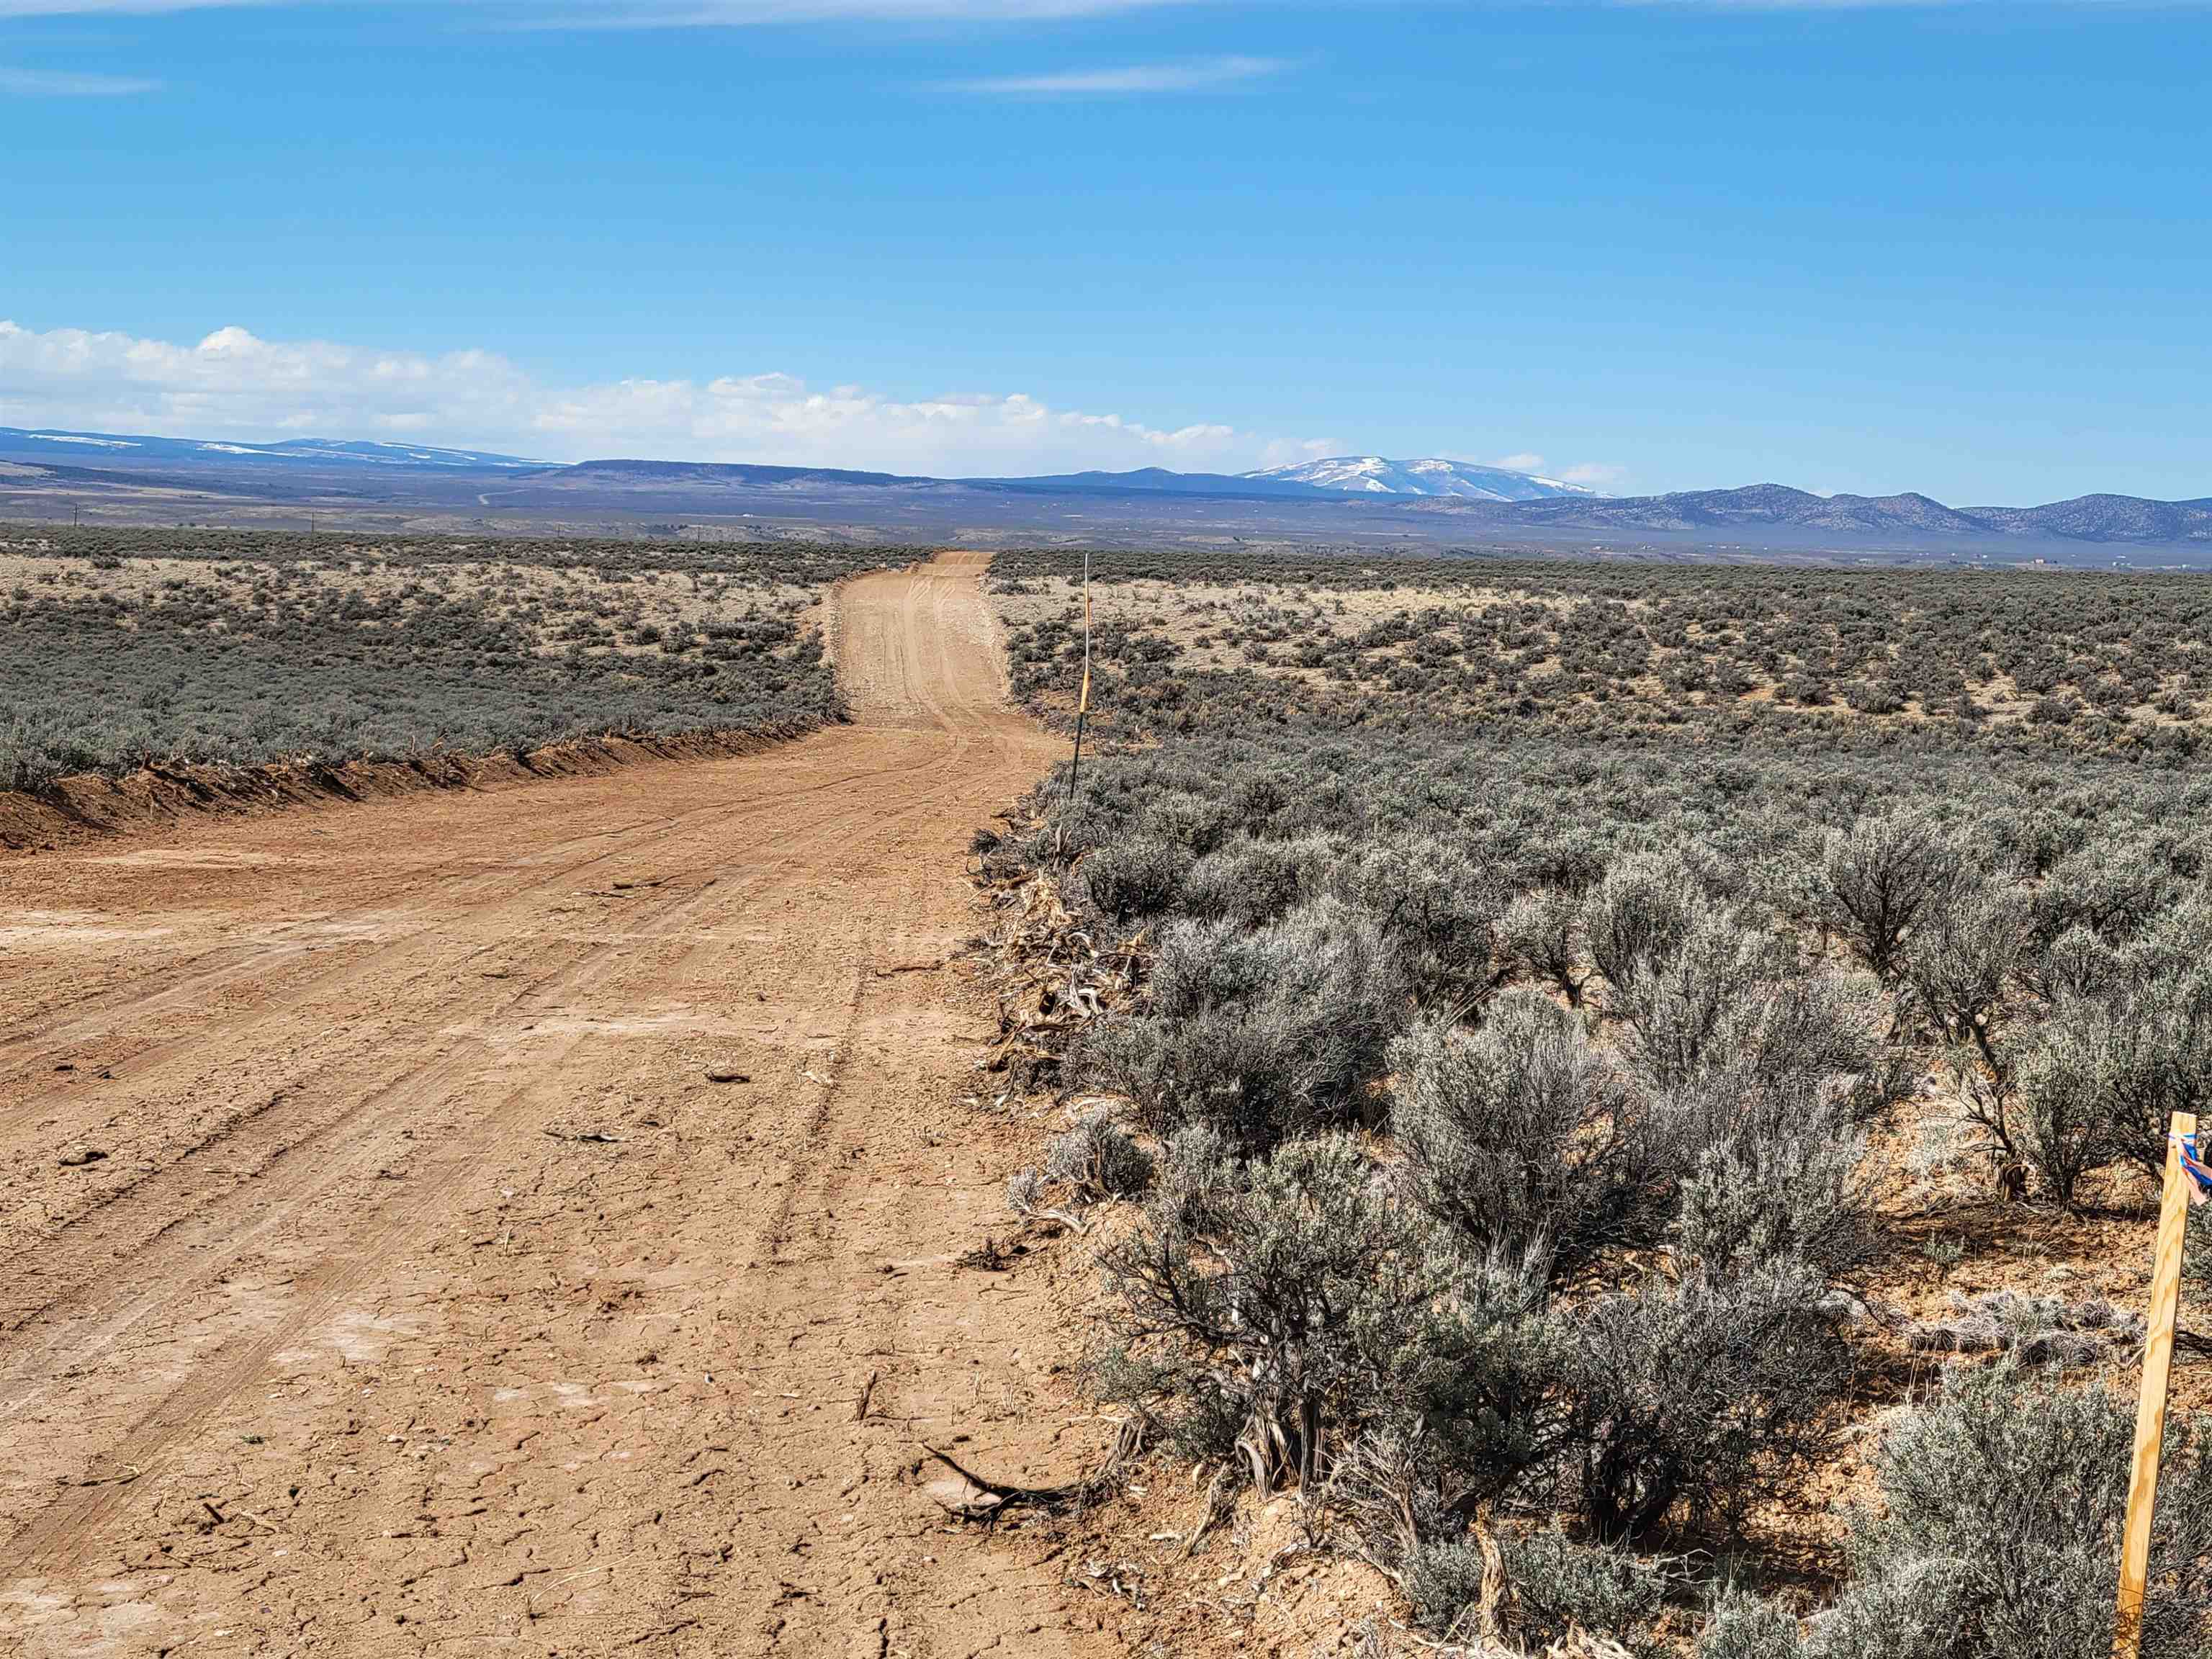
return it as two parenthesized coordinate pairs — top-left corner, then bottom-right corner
(980, 547), (2212, 1658)
(4, 532), (2208, 1658)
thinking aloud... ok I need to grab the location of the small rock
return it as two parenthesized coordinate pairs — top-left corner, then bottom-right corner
(705, 1068), (751, 1084)
(923, 1474), (1003, 1520)
(58, 1146), (108, 1168)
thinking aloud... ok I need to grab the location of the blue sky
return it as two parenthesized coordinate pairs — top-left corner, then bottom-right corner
(1, 0), (2207, 501)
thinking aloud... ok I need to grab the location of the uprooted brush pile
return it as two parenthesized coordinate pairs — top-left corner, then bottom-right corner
(968, 815), (1151, 1098)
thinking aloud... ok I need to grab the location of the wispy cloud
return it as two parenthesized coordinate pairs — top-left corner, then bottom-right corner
(0, 0), (1205, 19)
(1491, 453), (1622, 486)
(0, 318), (1327, 475)
(953, 53), (1287, 95)
(0, 65), (159, 93)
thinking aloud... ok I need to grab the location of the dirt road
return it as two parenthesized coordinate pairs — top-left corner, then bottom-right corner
(0, 554), (1116, 1657)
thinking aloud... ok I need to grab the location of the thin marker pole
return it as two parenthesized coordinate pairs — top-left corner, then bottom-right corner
(2114, 1108), (2198, 1657)
(1067, 550), (1092, 810)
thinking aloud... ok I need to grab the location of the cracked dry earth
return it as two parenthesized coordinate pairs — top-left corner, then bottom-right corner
(0, 552), (1125, 1658)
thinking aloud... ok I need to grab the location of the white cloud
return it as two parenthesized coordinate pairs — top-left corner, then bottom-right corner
(1252, 436), (1336, 467)
(1493, 451), (1545, 472)
(953, 54), (1285, 94)
(1557, 462), (1624, 487)
(0, 65), (159, 92)
(0, 318), (1305, 475)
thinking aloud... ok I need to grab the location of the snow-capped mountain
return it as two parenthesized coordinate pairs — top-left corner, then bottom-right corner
(1243, 456), (1596, 500)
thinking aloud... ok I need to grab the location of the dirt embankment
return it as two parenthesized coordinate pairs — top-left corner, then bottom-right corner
(0, 551), (1130, 1658)
(0, 725), (822, 853)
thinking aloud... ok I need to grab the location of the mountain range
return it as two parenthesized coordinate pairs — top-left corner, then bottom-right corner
(1244, 456), (1592, 500)
(2, 426), (2207, 548)
(1410, 482), (2212, 544)
(559, 454), (1596, 502)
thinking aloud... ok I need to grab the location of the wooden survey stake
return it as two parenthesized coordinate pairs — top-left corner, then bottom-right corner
(2113, 1108), (2197, 1656)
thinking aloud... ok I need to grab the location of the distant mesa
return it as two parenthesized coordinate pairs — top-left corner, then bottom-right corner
(562, 458), (935, 488)
(0, 426), (544, 470)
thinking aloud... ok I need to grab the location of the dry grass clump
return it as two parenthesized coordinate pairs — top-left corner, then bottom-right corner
(1904, 1288), (2142, 1366)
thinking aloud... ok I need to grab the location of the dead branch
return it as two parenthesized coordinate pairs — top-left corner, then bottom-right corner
(918, 1418), (1143, 1523)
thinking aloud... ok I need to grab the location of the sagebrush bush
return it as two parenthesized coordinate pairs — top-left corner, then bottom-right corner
(1606, 908), (1788, 1094)
(1077, 834), (1194, 921)
(1092, 1130), (1550, 1493)
(1820, 810), (1961, 981)
(1585, 854), (1707, 999)
(2029, 840), (2180, 946)
(2033, 970), (2212, 1183)
(0, 711), (29, 793)
(1696, 1591), (1802, 1659)
(1904, 877), (2028, 1061)
(1179, 832), (1336, 925)
(1499, 886), (1589, 1006)
(1563, 1259), (1851, 1539)
(1811, 1362), (2212, 1659)
(1401, 1527), (1665, 1647)
(2020, 923), (2121, 1005)
(1133, 786), (1239, 858)
(1042, 1109), (1154, 1202)
(1399, 1534), (1496, 1638)
(1673, 1110), (1869, 1281)
(0, 529), (872, 786)
(985, 547), (2212, 1643)
(1498, 1529), (1668, 1646)
(2008, 968), (2212, 1201)
(1390, 992), (1644, 1273)
(1326, 832), (1504, 1009)
(1082, 896), (1406, 1146)
(2010, 1013), (2116, 1204)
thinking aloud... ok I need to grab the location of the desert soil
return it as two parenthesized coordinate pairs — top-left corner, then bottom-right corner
(0, 552), (1125, 1658)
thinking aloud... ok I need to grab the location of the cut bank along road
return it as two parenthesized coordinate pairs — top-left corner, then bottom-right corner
(0, 553), (1118, 1658)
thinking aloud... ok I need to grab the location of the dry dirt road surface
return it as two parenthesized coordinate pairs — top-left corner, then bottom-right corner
(0, 554), (1119, 1658)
